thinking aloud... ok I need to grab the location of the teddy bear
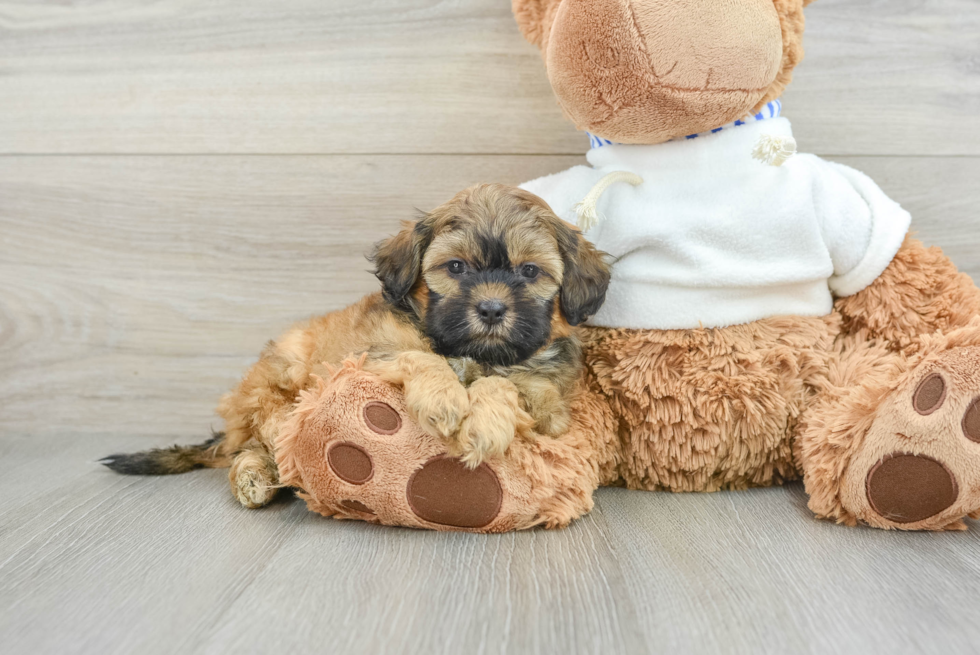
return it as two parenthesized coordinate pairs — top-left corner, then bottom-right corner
(273, 0), (980, 532)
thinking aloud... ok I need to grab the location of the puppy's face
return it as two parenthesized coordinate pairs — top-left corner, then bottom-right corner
(372, 184), (610, 367)
(420, 191), (565, 366)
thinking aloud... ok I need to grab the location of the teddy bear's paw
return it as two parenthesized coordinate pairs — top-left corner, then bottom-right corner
(310, 397), (505, 529)
(840, 346), (980, 530)
(275, 365), (551, 532)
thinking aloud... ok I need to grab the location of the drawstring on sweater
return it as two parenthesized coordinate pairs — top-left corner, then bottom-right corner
(574, 171), (644, 231)
(574, 133), (793, 232)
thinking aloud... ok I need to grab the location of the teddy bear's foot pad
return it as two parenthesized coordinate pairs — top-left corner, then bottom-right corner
(865, 453), (958, 524)
(840, 342), (980, 530)
(340, 499), (376, 514)
(326, 442), (374, 484)
(328, 445), (502, 527)
(406, 455), (502, 528)
(273, 358), (590, 532)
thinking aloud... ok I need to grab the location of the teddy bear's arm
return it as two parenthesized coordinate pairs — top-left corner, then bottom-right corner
(835, 235), (980, 352)
(807, 158), (912, 299)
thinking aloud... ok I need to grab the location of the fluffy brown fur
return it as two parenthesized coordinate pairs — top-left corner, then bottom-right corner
(835, 236), (980, 354)
(104, 184), (610, 509)
(279, 0), (980, 533)
(581, 315), (838, 492)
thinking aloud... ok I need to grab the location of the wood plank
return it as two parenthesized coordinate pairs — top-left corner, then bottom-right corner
(0, 154), (578, 441)
(596, 484), (980, 654)
(0, 434), (647, 655)
(785, 0), (980, 157)
(1, 154), (977, 443)
(3, 431), (980, 653)
(1, 0), (978, 156)
(197, 505), (647, 655)
(0, 443), (309, 654)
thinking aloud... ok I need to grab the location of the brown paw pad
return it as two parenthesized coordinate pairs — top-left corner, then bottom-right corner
(866, 453), (958, 523)
(962, 397), (980, 443)
(912, 373), (946, 415)
(406, 455), (502, 529)
(363, 401), (401, 435)
(327, 442), (374, 485)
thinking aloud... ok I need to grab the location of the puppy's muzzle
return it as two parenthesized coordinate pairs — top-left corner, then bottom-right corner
(476, 299), (507, 326)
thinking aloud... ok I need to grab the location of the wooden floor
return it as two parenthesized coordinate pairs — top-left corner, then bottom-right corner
(2, 1), (980, 653)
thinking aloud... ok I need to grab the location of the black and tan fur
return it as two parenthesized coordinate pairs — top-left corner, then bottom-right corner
(102, 184), (611, 508)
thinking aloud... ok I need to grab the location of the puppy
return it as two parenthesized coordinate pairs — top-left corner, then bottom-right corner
(102, 184), (611, 508)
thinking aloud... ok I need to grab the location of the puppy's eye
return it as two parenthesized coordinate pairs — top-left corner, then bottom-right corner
(520, 264), (540, 279)
(447, 260), (467, 276)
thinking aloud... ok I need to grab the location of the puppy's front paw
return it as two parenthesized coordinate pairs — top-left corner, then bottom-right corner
(455, 377), (533, 468)
(368, 351), (471, 441)
(406, 380), (469, 440)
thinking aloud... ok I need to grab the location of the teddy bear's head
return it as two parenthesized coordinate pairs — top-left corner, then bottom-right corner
(513, 0), (814, 144)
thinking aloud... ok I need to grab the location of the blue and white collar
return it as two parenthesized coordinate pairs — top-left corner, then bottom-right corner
(586, 98), (783, 149)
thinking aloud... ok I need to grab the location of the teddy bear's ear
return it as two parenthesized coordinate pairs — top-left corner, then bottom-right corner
(512, 0), (562, 48)
(803, 0), (817, 5)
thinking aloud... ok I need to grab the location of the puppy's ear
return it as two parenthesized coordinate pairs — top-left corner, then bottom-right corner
(547, 217), (611, 326)
(370, 216), (435, 312)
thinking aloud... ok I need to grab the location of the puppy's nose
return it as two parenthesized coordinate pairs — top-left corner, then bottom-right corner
(476, 299), (507, 325)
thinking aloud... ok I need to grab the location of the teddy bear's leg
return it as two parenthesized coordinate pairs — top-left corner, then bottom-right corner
(579, 320), (835, 492)
(797, 326), (980, 530)
(836, 235), (980, 352)
(275, 359), (616, 531)
(799, 234), (980, 529)
(229, 446), (280, 509)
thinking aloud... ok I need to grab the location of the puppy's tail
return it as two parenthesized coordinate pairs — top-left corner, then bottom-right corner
(100, 431), (232, 475)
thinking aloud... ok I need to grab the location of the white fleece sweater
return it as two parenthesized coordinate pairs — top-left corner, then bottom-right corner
(520, 116), (911, 330)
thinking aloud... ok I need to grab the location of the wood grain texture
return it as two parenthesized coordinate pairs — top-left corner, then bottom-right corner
(0, 435), (648, 655)
(597, 485), (980, 655)
(3, 0), (980, 653)
(2, 154), (978, 443)
(3, 433), (980, 654)
(0, 0), (978, 155)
